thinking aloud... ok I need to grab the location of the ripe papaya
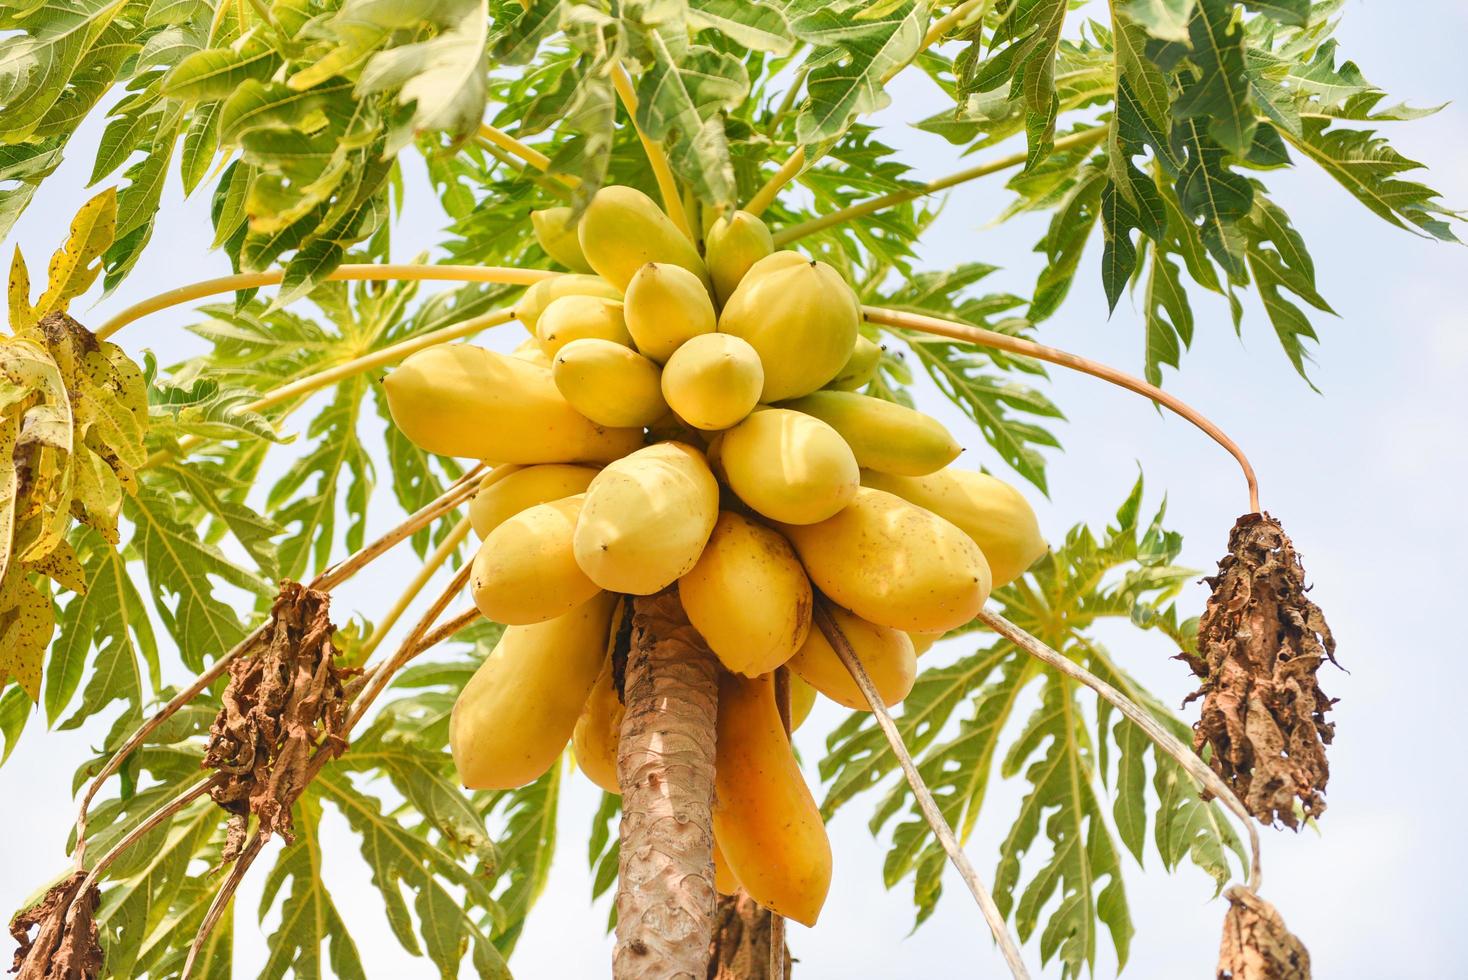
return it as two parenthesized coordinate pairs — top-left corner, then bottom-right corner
(577, 185), (710, 291)
(383, 344), (643, 464)
(713, 671), (832, 926)
(517, 274), (621, 334)
(719, 408), (858, 525)
(660, 333), (763, 430)
(908, 630), (943, 656)
(788, 673), (816, 730)
(827, 334), (881, 391)
(623, 262), (717, 362)
(789, 604), (916, 710)
(780, 487), (992, 632)
(531, 207), (593, 273)
(705, 210), (773, 305)
(553, 338), (666, 428)
(451, 591), (617, 789)
(471, 495), (601, 625)
(510, 335), (552, 368)
(861, 468), (1047, 587)
(680, 512), (811, 676)
(573, 653), (624, 795)
(573, 441), (719, 594)
(781, 390), (960, 476)
(469, 463), (598, 538)
(536, 294), (631, 355)
(717, 251), (859, 400)
(713, 836), (740, 896)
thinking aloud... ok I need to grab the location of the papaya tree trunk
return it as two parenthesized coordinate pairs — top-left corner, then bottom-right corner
(613, 588), (720, 979)
(707, 890), (791, 980)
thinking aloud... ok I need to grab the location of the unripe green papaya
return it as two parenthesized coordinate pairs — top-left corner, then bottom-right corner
(536, 295), (631, 355)
(531, 207), (593, 273)
(781, 390), (960, 476)
(517, 274), (621, 334)
(624, 262), (717, 362)
(861, 468), (1047, 587)
(552, 338), (666, 428)
(705, 210), (773, 305)
(383, 344), (643, 464)
(827, 334), (881, 390)
(450, 591), (617, 789)
(573, 441), (720, 594)
(577, 185), (710, 291)
(472, 495), (601, 625)
(660, 333), (763, 430)
(469, 463), (598, 538)
(717, 251), (859, 400)
(719, 408), (858, 525)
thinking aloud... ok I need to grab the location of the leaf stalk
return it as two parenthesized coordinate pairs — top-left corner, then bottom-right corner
(612, 61), (696, 242)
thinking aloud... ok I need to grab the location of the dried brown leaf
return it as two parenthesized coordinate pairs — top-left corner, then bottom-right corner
(1182, 513), (1338, 828)
(8, 871), (101, 980)
(1217, 885), (1311, 980)
(203, 580), (353, 859)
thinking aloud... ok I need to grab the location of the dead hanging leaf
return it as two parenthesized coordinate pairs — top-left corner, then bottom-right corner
(8, 870), (102, 980)
(1181, 513), (1338, 828)
(1217, 885), (1311, 980)
(203, 581), (354, 861)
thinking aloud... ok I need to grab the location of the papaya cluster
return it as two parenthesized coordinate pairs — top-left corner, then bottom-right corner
(383, 185), (1048, 928)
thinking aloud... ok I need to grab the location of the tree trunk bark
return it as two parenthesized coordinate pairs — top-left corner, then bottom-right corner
(707, 890), (791, 980)
(613, 588), (720, 979)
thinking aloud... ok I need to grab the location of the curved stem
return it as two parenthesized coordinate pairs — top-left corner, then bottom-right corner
(863, 304), (1261, 512)
(773, 127), (1107, 246)
(815, 606), (1031, 979)
(477, 123), (578, 187)
(357, 516), (472, 662)
(73, 775), (218, 899)
(745, 148), (806, 217)
(96, 264), (553, 339)
(921, 0), (993, 50)
(181, 830), (267, 980)
(612, 61), (695, 242)
(976, 607), (1263, 893)
(344, 605), (483, 701)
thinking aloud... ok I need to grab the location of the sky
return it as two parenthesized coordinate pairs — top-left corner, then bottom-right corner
(3, 2), (1466, 977)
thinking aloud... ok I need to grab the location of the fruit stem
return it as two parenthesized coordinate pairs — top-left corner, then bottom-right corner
(976, 607), (1264, 893)
(96, 263), (552, 339)
(816, 606), (1031, 979)
(70, 470), (484, 870)
(772, 127), (1106, 246)
(612, 61), (697, 243)
(477, 123), (579, 188)
(863, 304), (1262, 512)
(745, 147), (806, 217)
(355, 515), (473, 662)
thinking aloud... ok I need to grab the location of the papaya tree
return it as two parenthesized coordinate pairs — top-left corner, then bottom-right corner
(0, 1), (1456, 977)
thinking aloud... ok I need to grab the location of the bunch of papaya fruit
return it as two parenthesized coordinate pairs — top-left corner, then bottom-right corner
(382, 184), (1047, 927)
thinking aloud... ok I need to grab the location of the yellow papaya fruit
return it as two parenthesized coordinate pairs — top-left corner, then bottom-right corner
(531, 206), (593, 273)
(469, 463), (598, 538)
(574, 441), (719, 594)
(908, 630), (943, 656)
(788, 673), (816, 730)
(719, 408), (858, 525)
(659, 333), (763, 430)
(780, 487), (992, 632)
(383, 344), (643, 463)
(713, 671), (832, 926)
(781, 390), (960, 476)
(827, 334), (881, 391)
(789, 604), (916, 710)
(861, 468), (1047, 587)
(517, 274), (621, 334)
(510, 335), (552, 368)
(552, 338), (666, 429)
(623, 262), (717, 362)
(471, 495), (601, 625)
(717, 251), (859, 400)
(536, 294), (631, 355)
(573, 653), (624, 795)
(577, 185), (710, 291)
(713, 836), (740, 896)
(705, 210), (774, 305)
(680, 512), (811, 676)
(450, 591), (618, 789)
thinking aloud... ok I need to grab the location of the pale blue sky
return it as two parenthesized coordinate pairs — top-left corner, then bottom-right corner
(3, 2), (1466, 976)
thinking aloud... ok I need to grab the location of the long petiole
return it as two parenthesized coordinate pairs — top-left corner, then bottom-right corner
(611, 61), (695, 242)
(477, 123), (579, 189)
(863, 303), (1261, 512)
(356, 516), (473, 662)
